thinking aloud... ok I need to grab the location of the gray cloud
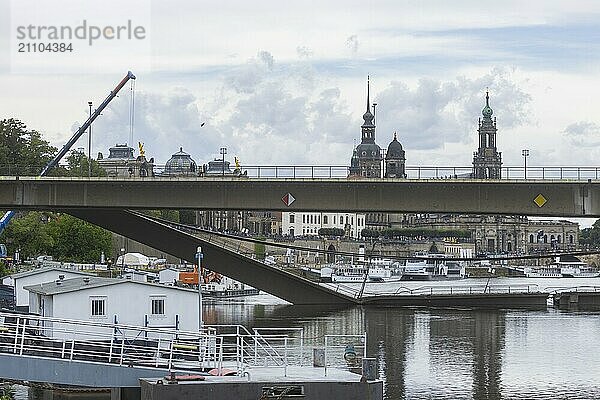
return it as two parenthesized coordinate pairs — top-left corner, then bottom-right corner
(375, 67), (531, 151)
(86, 55), (530, 168)
(346, 35), (359, 54)
(563, 121), (600, 147)
(296, 46), (313, 59)
(92, 87), (219, 165)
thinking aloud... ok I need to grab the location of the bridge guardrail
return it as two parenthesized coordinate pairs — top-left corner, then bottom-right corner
(4, 163), (600, 180)
(0, 313), (368, 378)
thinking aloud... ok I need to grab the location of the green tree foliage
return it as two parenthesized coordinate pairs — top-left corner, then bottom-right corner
(362, 227), (471, 239)
(0, 211), (55, 258)
(52, 151), (107, 177)
(46, 214), (112, 262)
(580, 219), (600, 246)
(0, 212), (112, 262)
(179, 210), (196, 225)
(361, 228), (380, 238)
(142, 210), (180, 223)
(0, 118), (57, 175)
(254, 237), (266, 259)
(318, 227), (345, 237)
(0, 260), (13, 278)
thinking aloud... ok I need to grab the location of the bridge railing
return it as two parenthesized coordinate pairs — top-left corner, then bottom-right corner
(5, 163), (600, 180)
(0, 312), (222, 372)
(544, 285), (600, 294)
(317, 283), (542, 298)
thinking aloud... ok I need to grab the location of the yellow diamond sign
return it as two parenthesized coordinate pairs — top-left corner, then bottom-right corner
(533, 194), (547, 208)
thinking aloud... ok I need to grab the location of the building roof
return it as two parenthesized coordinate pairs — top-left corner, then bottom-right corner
(11, 267), (94, 280)
(386, 133), (405, 159)
(24, 276), (197, 296)
(164, 147), (197, 176)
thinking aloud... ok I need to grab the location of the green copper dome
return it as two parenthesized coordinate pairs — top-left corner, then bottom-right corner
(482, 91), (493, 118)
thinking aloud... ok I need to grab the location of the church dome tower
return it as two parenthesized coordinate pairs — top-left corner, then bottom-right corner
(352, 76), (382, 178)
(385, 132), (406, 178)
(472, 91), (502, 179)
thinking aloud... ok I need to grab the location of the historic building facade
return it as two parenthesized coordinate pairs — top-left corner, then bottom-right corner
(393, 214), (579, 255)
(472, 91), (502, 179)
(282, 212), (366, 239)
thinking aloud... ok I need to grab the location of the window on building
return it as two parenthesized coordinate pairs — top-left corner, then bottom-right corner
(318, 216), (321, 224)
(543, 235), (548, 244)
(557, 235), (561, 243)
(310, 215), (313, 224)
(303, 215), (306, 223)
(323, 215), (328, 224)
(351, 217), (354, 225)
(569, 235), (574, 244)
(151, 297), (165, 316)
(529, 234), (534, 243)
(289, 214), (295, 223)
(333, 216), (336, 224)
(91, 297), (106, 317)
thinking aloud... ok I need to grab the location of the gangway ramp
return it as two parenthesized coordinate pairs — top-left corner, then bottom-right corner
(66, 208), (357, 305)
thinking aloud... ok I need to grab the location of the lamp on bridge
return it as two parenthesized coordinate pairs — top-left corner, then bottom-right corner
(220, 147), (227, 176)
(522, 149), (530, 179)
(88, 101), (93, 178)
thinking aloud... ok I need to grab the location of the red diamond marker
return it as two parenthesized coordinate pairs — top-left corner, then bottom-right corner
(281, 193), (296, 207)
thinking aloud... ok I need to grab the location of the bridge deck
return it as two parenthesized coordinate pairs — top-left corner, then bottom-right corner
(0, 176), (596, 216)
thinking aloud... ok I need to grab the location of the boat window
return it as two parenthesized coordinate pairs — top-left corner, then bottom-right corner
(90, 297), (106, 317)
(151, 297), (165, 316)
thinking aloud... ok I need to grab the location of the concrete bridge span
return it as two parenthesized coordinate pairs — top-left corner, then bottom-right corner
(65, 209), (356, 305)
(0, 177), (597, 216)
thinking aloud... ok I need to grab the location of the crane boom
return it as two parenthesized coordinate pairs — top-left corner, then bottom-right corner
(0, 71), (136, 237)
(41, 71), (136, 175)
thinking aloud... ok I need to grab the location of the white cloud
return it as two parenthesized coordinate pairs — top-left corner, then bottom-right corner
(563, 121), (600, 147)
(374, 68), (532, 151)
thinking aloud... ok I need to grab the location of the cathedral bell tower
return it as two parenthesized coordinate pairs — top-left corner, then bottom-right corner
(472, 91), (502, 179)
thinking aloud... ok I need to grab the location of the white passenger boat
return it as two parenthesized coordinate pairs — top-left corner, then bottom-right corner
(399, 253), (466, 281)
(555, 255), (600, 278)
(523, 265), (562, 278)
(320, 258), (402, 283)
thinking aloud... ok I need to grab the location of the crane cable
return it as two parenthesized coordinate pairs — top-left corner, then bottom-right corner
(128, 79), (136, 148)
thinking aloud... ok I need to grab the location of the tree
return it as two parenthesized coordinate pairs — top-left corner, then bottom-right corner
(580, 219), (600, 246)
(142, 210), (180, 223)
(63, 151), (107, 177)
(361, 228), (380, 238)
(46, 214), (112, 263)
(0, 211), (55, 259)
(0, 118), (57, 175)
(254, 237), (266, 260)
(318, 227), (345, 237)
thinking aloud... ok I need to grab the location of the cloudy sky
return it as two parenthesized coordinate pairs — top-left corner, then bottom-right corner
(1, 1), (600, 226)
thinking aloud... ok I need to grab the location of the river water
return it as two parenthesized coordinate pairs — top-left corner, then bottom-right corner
(7, 277), (600, 400)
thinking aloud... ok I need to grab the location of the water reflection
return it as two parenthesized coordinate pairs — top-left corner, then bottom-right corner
(9, 297), (600, 399)
(205, 297), (600, 400)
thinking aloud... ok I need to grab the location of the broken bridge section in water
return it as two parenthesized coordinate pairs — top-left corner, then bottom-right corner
(65, 209), (357, 305)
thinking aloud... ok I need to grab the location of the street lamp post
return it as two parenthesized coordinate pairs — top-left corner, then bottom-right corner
(522, 149), (529, 179)
(220, 147), (227, 176)
(88, 101), (93, 177)
(120, 247), (125, 277)
(196, 246), (203, 330)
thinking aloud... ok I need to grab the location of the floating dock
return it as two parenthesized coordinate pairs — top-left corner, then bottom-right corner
(139, 367), (382, 400)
